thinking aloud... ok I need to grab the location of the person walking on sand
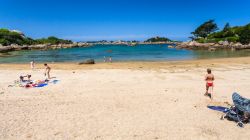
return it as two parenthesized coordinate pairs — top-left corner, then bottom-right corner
(44, 63), (51, 79)
(30, 60), (35, 70)
(205, 68), (214, 99)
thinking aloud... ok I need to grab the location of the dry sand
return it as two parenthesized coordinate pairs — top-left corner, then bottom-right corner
(1, 57), (250, 140)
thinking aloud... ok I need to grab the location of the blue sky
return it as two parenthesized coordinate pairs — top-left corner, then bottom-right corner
(0, 0), (249, 41)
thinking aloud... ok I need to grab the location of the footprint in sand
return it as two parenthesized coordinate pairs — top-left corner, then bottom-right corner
(54, 132), (61, 136)
(26, 134), (33, 138)
(94, 136), (101, 139)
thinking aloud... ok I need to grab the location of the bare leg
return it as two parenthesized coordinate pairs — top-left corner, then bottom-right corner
(205, 84), (209, 95)
(48, 73), (50, 79)
(210, 86), (213, 100)
(47, 70), (51, 79)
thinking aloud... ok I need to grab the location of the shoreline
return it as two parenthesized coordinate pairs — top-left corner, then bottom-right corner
(1, 56), (250, 70)
(0, 42), (176, 53)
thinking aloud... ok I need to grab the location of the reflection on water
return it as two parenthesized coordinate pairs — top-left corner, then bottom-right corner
(0, 52), (20, 58)
(0, 44), (250, 63)
(193, 49), (250, 59)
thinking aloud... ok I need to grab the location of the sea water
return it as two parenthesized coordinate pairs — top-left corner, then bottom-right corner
(1, 44), (250, 63)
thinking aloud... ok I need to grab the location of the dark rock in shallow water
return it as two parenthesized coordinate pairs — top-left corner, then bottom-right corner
(78, 59), (95, 65)
(0, 46), (14, 53)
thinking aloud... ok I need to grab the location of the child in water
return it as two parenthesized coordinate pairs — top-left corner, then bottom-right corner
(30, 60), (35, 70)
(104, 56), (106, 62)
(109, 56), (112, 63)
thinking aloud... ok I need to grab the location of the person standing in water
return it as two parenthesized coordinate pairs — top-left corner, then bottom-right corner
(205, 68), (215, 99)
(30, 60), (35, 70)
(103, 56), (107, 62)
(109, 56), (112, 63)
(44, 63), (51, 79)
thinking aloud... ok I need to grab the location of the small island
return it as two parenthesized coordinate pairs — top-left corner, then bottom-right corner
(0, 28), (177, 53)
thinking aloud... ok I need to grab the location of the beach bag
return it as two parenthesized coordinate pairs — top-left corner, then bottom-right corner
(223, 93), (250, 127)
(225, 107), (242, 122)
(232, 93), (250, 113)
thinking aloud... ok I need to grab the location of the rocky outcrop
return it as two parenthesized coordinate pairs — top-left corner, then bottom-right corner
(176, 41), (250, 50)
(0, 45), (14, 52)
(168, 45), (174, 48)
(78, 59), (95, 65)
(0, 43), (90, 53)
(176, 41), (215, 50)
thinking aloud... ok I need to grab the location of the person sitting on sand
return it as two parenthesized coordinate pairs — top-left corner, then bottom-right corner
(44, 63), (51, 79)
(20, 74), (32, 83)
(205, 68), (214, 99)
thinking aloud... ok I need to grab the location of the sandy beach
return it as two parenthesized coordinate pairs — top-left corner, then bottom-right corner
(1, 57), (250, 140)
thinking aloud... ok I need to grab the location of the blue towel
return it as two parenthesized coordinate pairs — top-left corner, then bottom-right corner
(207, 106), (229, 113)
(35, 83), (48, 87)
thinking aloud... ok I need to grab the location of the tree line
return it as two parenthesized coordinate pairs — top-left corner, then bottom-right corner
(145, 36), (172, 42)
(0, 28), (72, 46)
(190, 20), (250, 44)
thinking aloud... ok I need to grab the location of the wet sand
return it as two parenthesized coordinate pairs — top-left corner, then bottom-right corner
(1, 56), (250, 70)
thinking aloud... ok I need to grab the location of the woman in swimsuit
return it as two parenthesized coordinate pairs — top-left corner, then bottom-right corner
(205, 68), (214, 99)
(44, 63), (51, 79)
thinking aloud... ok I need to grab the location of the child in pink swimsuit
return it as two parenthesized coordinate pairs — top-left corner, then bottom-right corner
(205, 68), (214, 99)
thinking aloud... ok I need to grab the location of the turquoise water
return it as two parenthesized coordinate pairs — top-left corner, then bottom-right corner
(1, 44), (250, 63)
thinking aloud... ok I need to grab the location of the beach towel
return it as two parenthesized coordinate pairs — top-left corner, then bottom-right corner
(9, 79), (59, 89)
(207, 106), (229, 113)
(35, 83), (48, 88)
(33, 79), (59, 88)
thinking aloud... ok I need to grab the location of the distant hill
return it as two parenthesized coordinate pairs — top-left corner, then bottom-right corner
(0, 28), (72, 46)
(145, 36), (172, 43)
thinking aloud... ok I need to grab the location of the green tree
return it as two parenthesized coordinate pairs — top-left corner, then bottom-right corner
(36, 36), (72, 44)
(145, 36), (171, 42)
(0, 28), (73, 46)
(239, 24), (250, 44)
(0, 28), (27, 45)
(191, 20), (219, 39)
(223, 23), (231, 32)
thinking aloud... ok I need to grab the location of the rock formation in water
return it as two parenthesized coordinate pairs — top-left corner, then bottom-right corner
(176, 41), (250, 50)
